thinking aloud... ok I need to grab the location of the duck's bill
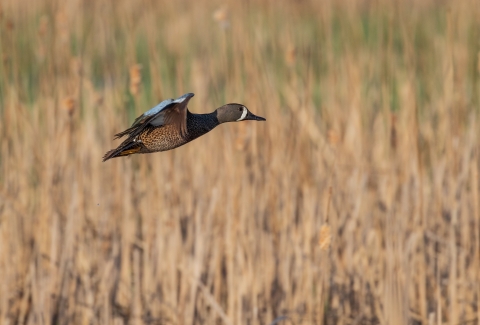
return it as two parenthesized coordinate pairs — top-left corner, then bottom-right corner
(246, 112), (266, 121)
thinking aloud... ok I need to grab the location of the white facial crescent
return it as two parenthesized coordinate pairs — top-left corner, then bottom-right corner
(237, 106), (248, 121)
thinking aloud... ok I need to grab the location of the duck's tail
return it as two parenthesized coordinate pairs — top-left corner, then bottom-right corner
(103, 140), (143, 162)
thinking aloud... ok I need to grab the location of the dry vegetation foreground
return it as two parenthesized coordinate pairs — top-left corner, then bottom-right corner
(0, 0), (479, 324)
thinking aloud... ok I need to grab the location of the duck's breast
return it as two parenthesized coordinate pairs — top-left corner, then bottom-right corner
(139, 125), (188, 152)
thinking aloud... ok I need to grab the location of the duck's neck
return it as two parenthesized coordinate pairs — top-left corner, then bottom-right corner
(186, 111), (221, 141)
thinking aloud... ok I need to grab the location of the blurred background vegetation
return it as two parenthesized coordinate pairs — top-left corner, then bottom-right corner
(0, 0), (479, 324)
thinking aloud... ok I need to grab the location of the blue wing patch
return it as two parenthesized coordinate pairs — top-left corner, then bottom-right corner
(113, 92), (194, 140)
(130, 93), (194, 127)
(143, 93), (195, 117)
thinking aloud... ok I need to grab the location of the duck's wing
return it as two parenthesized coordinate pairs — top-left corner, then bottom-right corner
(114, 93), (194, 140)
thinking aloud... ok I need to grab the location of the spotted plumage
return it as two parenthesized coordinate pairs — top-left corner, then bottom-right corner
(103, 93), (265, 161)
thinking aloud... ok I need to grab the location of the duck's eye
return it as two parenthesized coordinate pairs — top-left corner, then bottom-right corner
(238, 107), (243, 111)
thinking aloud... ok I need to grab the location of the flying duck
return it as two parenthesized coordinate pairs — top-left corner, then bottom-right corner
(103, 93), (265, 161)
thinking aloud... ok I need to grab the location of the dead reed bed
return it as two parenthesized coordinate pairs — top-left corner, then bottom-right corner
(0, 0), (479, 324)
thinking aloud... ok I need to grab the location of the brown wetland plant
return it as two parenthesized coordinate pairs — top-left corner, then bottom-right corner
(0, 0), (479, 324)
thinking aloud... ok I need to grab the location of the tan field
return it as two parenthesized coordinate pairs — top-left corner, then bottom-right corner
(0, 0), (479, 324)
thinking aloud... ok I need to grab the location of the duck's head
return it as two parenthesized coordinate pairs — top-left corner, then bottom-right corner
(216, 104), (266, 124)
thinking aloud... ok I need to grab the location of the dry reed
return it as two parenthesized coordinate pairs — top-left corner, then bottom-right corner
(0, 0), (479, 324)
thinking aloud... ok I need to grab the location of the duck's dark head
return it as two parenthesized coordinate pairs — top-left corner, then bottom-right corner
(216, 104), (266, 124)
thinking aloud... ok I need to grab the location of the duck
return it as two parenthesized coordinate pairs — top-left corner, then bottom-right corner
(103, 93), (266, 161)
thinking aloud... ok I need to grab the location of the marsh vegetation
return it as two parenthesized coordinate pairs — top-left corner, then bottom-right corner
(0, 0), (479, 324)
